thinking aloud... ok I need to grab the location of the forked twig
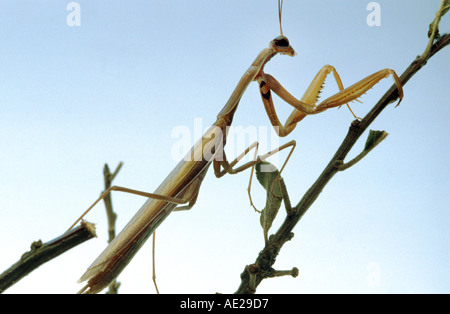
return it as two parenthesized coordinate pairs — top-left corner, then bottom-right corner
(103, 162), (123, 243)
(102, 162), (123, 294)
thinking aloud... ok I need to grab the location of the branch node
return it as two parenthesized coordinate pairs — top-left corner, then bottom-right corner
(266, 267), (299, 279)
(246, 264), (259, 294)
(287, 232), (295, 241)
(334, 160), (344, 169)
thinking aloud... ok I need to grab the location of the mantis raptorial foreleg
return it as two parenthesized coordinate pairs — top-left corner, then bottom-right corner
(315, 69), (403, 110)
(259, 65), (345, 137)
(258, 66), (403, 137)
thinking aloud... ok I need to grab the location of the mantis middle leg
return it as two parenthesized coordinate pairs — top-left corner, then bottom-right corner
(213, 140), (296, 212)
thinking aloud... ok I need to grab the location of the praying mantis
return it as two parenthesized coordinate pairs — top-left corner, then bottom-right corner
(70, 0), (403, 294)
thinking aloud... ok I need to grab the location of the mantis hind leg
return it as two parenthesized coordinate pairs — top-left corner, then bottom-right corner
(68, 169), (207, 293)
(68, 165), (209, 232)
(67, 186), (188, 232)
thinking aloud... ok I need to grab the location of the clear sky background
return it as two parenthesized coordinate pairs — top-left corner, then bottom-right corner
(0, 1), (449, 294)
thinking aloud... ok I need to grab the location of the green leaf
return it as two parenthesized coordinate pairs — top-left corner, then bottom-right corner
(364, 130), (389, 152)
(256, 161), (283, 244)
(256, 162), (278, 190)
(338, 129), (389, 171)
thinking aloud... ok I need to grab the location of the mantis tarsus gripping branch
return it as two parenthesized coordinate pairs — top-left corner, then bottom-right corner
(69, 0), (403, 294)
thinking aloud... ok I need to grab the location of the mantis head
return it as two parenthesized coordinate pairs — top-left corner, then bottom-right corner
(273, 1), (296, 57)
(270, 36), (296, 57)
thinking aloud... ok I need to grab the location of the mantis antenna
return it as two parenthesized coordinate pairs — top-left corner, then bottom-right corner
(278, 0), (284, 36)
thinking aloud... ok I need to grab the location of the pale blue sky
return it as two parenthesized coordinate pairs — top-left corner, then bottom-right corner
(0, 1), (449, 294)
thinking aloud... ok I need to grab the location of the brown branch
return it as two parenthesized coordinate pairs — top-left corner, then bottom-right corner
(102, 162), (123, 294)
(235, 28), (450, 294)
(0, 221), (96, 293)
(102, 162), (123, 243)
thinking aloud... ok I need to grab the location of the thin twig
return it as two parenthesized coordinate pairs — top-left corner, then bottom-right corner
(266, 267), (299, 279)
(103, 162), (123, 243)
(337, 130), (389, 171)
(0, 221), (96, 293)
(420, 0), (450, 62)
(103, 162), (123, 294)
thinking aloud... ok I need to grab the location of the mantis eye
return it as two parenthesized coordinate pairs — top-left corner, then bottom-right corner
(274, 36), (290, 47)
